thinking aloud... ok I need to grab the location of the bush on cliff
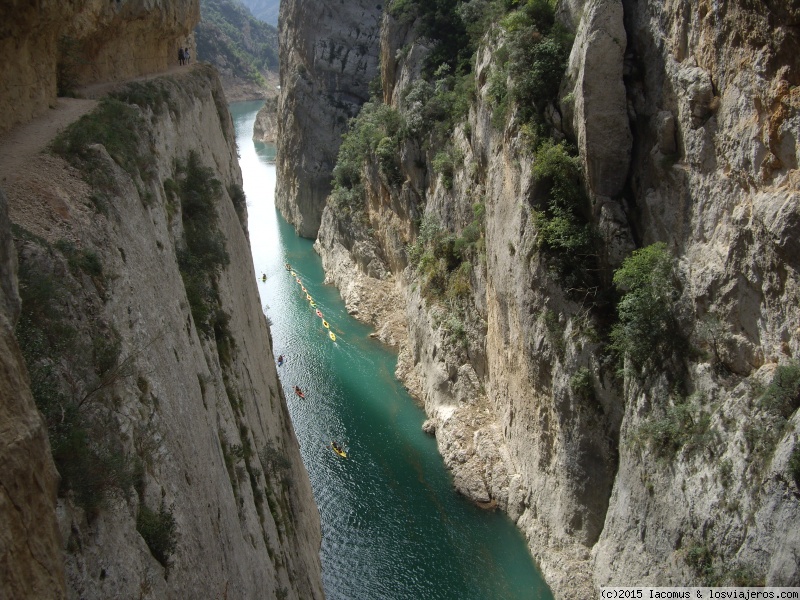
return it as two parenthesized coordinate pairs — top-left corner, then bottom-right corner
(610, 243), (685, 374)
(14, 231), (141, 517)
(531, 139), (596, 288)
(52, 97), (156, 184)
(488, 0), (571, 136)
(760, 362), (800, 419)
(174, 151), (232, 340)
(136, 502), (178, 570)
(330, 102), (404, 214)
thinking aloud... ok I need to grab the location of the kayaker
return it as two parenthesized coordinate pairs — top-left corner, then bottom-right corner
(277, 355), (284, 366)
(294, 385), (303, 396)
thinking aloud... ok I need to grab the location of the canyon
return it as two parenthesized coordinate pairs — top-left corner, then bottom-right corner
(277, 0), (800, 596)
(0, 2), (323, 599)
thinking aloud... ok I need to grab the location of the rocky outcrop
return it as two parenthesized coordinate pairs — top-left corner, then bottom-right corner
(0, 0), (198, 136)
(254, 97), (279, 144)
(275, 0), (383, 237)
(591, 0), (800, 587)
(0, 189), (66, 599)
(288, 0), (800, 597)
(562, 0), (631, 200)
(2, 66), (323, 599)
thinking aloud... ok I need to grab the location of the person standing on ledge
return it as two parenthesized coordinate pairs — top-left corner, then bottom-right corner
(178, 47), (185, 65)
(184, 47), (191, 65)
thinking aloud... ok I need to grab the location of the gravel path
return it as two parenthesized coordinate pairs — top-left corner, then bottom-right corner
(0, 64), (193, 241)
(0, 64), (191, 187)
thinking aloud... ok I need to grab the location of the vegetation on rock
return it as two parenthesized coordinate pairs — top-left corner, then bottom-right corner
(196, 0), (278, 87)
(610, 243), (684, 374)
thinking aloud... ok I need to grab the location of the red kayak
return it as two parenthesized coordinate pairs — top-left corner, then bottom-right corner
(294, 386), (305, 399)
(316, 309), (323, 318)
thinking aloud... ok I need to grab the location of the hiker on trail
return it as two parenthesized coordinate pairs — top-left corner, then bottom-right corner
(178, 47), (185, 66)
(184, 47), (191, 65)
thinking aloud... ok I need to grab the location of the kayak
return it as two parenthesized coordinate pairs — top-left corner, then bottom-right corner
(331, 442), (347, 458)
(285, 263), (291, 270)
(310, 301), (317, 307)
(294, 387), (305, 399)
(329, 331), (336, 342)
(306, 294), (313, 301)
(316, 309), (323, 318)
(261, 274), (266, 282)
(301, 286), (307, 293)
(322, 320), (329, 328)
(277, 357), (284, 366)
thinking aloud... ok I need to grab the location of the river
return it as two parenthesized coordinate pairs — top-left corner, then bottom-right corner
(231, 100), (552, 600)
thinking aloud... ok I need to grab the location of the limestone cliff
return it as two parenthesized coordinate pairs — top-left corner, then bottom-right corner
(2, 65), (323, 600)
(283, 0), (800, 597)
(275, 0), (383, 237)
(254, 97), (279, 144)
(0, 189), (66, 599)
(0, 0), (198, 136)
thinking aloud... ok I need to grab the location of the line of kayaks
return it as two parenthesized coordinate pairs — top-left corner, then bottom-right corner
(285, 263), (337, 342)
(284, 264), (346, 458)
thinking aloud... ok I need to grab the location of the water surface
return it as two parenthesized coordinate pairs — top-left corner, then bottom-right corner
(231, 100), (552, 600)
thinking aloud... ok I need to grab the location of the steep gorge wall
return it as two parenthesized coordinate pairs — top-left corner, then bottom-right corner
(284, 0), (800, 597)
(276, 0), (383, 237)
(0, 189), (66, 599)
(0, 0), (198, 136)
(2, 66), (323, 599)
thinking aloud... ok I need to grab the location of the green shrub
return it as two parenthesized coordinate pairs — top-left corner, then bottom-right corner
(531, 140), (595, 287)
(14, 241), (138, 517)
(56, 36), (83, 97)
(228, 183), (247, 230)
(760, 363), (800, 418)
(685, 543), (714, 580)
(174, 152), (230, 336)
(52, 98), (155, 182)
(789, 445), (800, 487)
(388, 0), (473, 76)
(137, 503), (178, 569)
(498, 0), (571, 134)
(635, 398), (711, 461)
(330, 102), (405, 215)
(432, 147), (458, 190)
(110, 81), (175, 115)
(54, 240), (104, 279)
(569, 367), (593, 399)
(610, 243), (683, 373)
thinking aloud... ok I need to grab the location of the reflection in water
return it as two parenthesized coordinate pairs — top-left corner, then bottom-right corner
(231, 100), (552, 600)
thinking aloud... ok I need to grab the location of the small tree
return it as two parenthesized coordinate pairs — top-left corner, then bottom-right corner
(610, 243), (683, 373)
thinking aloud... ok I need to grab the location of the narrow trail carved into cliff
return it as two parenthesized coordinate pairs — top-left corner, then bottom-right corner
(0, 64), (194, 187)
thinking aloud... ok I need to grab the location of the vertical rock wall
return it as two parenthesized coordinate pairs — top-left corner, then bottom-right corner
(276, 0), (382, 237)
(0, 189), (66, 599)
(2, 67), (323, 600)
(286, 0), (800, 597)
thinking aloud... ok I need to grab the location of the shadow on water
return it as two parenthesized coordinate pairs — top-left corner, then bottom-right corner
(230, 100), (553, 600)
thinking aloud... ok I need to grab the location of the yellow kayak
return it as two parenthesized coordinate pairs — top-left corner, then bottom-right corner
(322, 320), (329, 328)
(331, 442), (347, 458)
(329, 331), (336, 341)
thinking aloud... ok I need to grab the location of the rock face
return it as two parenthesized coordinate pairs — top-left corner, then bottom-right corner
(275, 0), (383, 237)
(0, 0), (198, 136)
(282, 0), (800, 597)
(0, 189), (67, 599)
(1, 39), (323, 600)
(254, 96), (279, 144)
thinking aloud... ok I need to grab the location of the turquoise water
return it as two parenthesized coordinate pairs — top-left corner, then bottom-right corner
(231, 100), (552, 600)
